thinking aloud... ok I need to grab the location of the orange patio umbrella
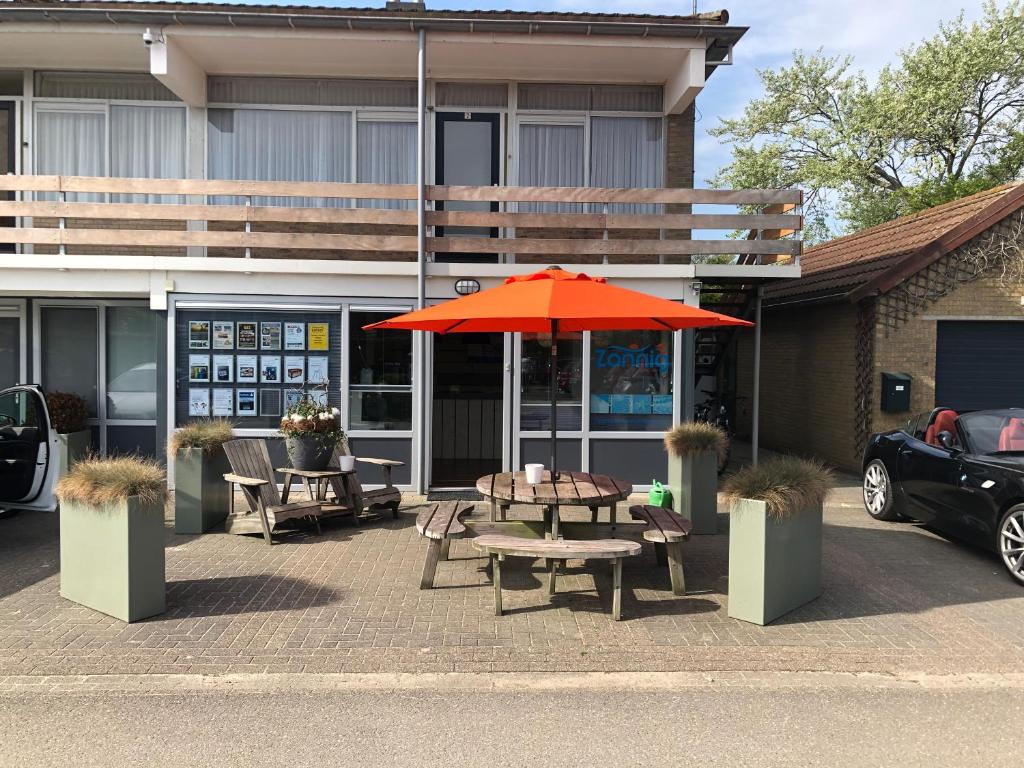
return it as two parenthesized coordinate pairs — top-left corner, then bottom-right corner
(365, 266), (752, 476)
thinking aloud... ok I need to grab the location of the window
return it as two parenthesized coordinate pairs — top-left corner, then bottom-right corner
(356, 119), (416, 209)
(520, 333), (582, 431)
(517, 122), (585, 213)
(348, 310), (412, 430)
(0, 312), (20, 390)
(41, 307), (99, 417)
(106, 307), (159, 421)
(590, 330), (673, 431)
(590, 117), (663, 213)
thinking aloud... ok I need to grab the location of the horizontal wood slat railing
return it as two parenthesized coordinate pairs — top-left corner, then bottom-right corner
(0, 175), (803, 263)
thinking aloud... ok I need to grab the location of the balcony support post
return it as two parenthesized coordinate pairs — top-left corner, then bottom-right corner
(751, 285), (763, 466)
(414, 26), (428, 494)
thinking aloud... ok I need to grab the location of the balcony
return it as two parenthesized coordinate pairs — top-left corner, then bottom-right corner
(0, 175), (801, 268)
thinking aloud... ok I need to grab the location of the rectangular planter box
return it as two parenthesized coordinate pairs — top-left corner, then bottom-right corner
(668, 450), (719, 534)
(174, 449), (230, 534)
(727, 499), (823, 625)
(60, 495), (166, 623)
(56, 430), (91, 478)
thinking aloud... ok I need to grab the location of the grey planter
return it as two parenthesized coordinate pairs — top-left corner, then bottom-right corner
(56, 430), (91, 478)
(59, 495), (166, 623)
(174, 448), (230, 534)
(668, 450), (719, 534)
(727, 499), (823, 625)
(286, 434), (333, 471)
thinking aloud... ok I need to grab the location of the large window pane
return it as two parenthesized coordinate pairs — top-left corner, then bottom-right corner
(356, 120), (416, 209)
(106, 307), (159, 421)
(41, 307), (99, 417)
(208, 108), (352, 207)
(349, 311), (412, 430)
(517, 123), (584, 213)
(520, 333), (582, 431)
(34, 109), (105, 201)
(590, 117), (664, 213)
(110, 105), (186, 203)
(590, 330), (673, 431)
(0, 317), (19, 390)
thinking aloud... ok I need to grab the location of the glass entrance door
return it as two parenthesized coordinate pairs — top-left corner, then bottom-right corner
(0, 102), (14, 254)
(431, 332), (504, 486)
(434, 112), (500, 263)
(0, 307), (21, 390)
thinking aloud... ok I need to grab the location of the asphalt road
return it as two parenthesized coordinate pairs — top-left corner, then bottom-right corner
(0, 673), (1019, 767)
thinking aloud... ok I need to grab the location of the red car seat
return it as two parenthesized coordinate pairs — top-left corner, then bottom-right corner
(925, 409), (959, 446)
(998, 418), (1024, 451)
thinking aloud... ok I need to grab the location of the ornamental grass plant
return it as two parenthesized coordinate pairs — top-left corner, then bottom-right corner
(167, 419), (235, 456)
(664, 422), (729, 463)
(56, 455), (166, 508)
(722, 456), (835, 519)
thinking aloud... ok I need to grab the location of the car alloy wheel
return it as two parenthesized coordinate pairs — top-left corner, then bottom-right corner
(998, 505), (1024, 586)
(862, 460), (897, 520)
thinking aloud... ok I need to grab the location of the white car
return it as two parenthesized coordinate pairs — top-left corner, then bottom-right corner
(0, 385), (59, 515)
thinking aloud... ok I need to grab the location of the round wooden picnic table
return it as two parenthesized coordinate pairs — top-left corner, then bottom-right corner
(476, 470), (633, 539)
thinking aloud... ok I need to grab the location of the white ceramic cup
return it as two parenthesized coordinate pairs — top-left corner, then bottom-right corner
(525, 463), (544, 484)
(338, 454), (356, 472)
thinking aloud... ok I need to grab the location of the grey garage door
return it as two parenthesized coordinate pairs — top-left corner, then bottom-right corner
(935, 321), (1024, 411)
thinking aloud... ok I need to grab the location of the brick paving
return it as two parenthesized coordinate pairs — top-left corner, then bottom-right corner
(2, 485), (1023, 677)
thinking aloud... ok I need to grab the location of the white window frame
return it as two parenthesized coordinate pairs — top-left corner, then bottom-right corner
(0, 299), (28, 387)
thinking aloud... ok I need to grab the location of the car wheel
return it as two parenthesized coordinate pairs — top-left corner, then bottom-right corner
(997, 505), (1024, 586)
(863, 460), (898, 521)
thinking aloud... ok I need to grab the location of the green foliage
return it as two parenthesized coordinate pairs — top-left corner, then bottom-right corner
(711, 2), (1024, 240)
(45, 391), (89, 434)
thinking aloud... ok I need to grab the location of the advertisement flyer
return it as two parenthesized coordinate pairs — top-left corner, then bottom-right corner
(188, 354), (210, 382)
(260, 322), (282, 350)
(236, 388), (257, 416)
(213, 354), (233, 383)
(211, 388), (234, 417)
(236, 355), (258, 383)
(236, 322), (258, 350)
(284, 356), (305, 384)
(260, 355), (281, 384)
(306, 356), (329, 384)
(188, 388), (210, 417)
(188, 320), (210, 350)
(307, 322), (329, 351)
(284, 390), (303, 411)
(212, 321), (234, 350)
(284, 322), (305, 350)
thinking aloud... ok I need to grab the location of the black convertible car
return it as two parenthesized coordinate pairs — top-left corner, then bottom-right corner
(862, 408), (1024, 585)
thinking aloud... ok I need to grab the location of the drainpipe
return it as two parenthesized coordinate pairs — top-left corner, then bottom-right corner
(751, 285), (763, 466)
(415, 27), (428, 494)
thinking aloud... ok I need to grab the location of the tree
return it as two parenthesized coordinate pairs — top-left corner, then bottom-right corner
(710, 1), (1024, 242)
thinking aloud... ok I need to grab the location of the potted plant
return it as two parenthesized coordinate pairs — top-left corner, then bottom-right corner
(56, 456), (167, 623)
(45, 391), (91, 478)
(722, 456), (835, 626)
(664, 422), (727, 534)
(169, 419), (234, 534)
(280, 397), (344, 471)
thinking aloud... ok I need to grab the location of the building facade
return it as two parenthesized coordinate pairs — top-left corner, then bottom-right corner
(0, 2), (802, 491)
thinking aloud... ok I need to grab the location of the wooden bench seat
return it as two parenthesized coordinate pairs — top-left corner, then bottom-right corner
(629, 504), (692, 595)
(472, 535), (642, 621)
(415, 501), (475, 589)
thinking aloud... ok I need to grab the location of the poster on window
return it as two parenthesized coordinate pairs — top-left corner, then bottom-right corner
(188, 354), (210, 382)
(284, 356), (305, 384)
(309, 389), (329, 407)
(211, 388), (234, 417)
(307, 323), (329, 351)
(260, 322), (282, 350)
(284, 322), (305, 350)
(306, 356), (329, 384)
(213, 354), (233, 383)
(260, 355), (281, 384)
(188, 388), (210, 417)
(236, 388), (257, 416)
(212, 321), (234, 350)
(260, 389), (282, 417)
(236, 322), (258, 350)
(284, 389), (304, 411)
(236, 355), (258, 384)
(188, 321), (210, 350)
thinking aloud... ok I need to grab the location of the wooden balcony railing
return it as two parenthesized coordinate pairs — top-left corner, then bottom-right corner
(0, 175), (802, 265)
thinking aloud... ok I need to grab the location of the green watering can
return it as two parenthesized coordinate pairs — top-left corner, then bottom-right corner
(648, 480), (672, 508)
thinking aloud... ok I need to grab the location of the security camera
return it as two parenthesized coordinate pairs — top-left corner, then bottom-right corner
(142, 28), (156, 46)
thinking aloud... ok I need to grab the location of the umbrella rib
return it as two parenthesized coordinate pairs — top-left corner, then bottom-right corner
(440, 319), (468, 334)
(653, 318), (677, 332)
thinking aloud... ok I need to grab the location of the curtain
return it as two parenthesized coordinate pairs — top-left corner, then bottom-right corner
(356, 120), (416, 209)
(110, 106), (186, 203)
(517, 123), (585, 213)
(590, 117), (664, 214)
(208, 108), (353, 207)
(35, 109), (105, 201)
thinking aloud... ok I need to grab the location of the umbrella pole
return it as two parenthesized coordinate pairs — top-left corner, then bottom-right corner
(550, 319), (558, 481)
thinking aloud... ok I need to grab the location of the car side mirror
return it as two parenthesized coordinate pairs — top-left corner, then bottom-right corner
(937, 431), (959, 452)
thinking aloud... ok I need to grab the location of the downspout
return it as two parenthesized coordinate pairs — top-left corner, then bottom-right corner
(751, 285), (762, 465)
(415, 26), (428, 493)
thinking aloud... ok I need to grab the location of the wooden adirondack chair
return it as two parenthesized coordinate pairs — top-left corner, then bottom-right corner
(222, 439), (324, 545)
(325, 443), (403, 522)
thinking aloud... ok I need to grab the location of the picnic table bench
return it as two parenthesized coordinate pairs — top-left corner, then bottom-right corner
(472, 535), (642, 621)
(415, 501), (475, 589)
(629, 504), (692, 595)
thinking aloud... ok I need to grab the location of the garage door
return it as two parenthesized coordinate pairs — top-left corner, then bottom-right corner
(935, 321), (1024, 410)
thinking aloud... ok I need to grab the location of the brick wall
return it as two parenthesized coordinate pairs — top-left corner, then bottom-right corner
(734, 301), (861, 472)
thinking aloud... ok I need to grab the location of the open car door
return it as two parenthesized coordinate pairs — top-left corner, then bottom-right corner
(0, 385), (58, 512)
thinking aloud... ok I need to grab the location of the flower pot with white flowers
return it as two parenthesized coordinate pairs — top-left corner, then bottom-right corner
(169, 419), (234, 535)
(280, 397), (345, 472)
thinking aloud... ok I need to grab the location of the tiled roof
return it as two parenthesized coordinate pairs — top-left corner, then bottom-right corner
(767, 183), (1024, 305)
